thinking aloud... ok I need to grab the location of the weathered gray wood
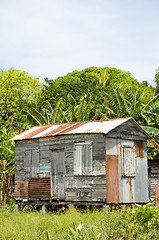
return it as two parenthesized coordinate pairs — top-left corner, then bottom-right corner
(106, 121), (147, 140)
(41, 205), (47, 213)
(92, 142), (106, 148)
(74, 144), (82, 175)
(32, 149), (39, 177)
(51, 150), (65, 199)
(14, 204), (20, 213)
(65, 151), (74, 158)
(92, 188), (106, 200)
(106, 138), (117, 155)
(15, 140), (39, 149)
(93, 160), (105, 175)
(83, 144), (92, 175)
(24, 150), (31, 178)
(92, 149), (105, 160)
(92, 177), (106, 185)
(65, 150), (74, 175)
(66, 188), (92, 202)
(65, 176), (93, 188)
(74, 142), (92, 175)
(148, 160), (159, 201)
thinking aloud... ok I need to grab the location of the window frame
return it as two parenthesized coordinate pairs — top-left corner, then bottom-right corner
(121, 145), (135, 177)
(74, 141), (93, 176)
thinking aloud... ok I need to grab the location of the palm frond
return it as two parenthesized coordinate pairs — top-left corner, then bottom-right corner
(142, 94), (159, 114)
(23, 108), (46, 125)
(116, 88), (130, 116)
(142, 126), (159, 135)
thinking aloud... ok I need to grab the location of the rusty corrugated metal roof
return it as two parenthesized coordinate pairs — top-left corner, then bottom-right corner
(11, 117), (152, 141)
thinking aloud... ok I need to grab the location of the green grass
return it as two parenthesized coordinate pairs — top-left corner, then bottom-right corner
(0, 204), (159, 239)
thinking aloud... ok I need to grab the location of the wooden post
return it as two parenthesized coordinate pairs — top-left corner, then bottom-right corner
(41, 205), (46, 213)
(69, 204), (74, 213)
(103, 204), (110, 212)
(14, 204), (20, 213)
(121, 205), (126, 210)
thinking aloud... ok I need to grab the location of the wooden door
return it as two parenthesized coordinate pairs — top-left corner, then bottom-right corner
(51, 149), (65, 199)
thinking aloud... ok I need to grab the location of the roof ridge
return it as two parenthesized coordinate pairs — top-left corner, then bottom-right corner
(32, 117), (132, 128)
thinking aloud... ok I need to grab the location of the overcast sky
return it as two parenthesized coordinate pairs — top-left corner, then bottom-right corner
(0, 0), (159, 86)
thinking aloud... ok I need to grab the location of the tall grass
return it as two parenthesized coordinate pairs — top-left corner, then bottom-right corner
(0, 204), (158, 239)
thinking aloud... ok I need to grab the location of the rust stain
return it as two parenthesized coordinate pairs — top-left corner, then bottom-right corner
(106, 155), (119, 203)
(57, 122), (86, 135)
(126, 178), (133, 202)
(28, 178), (51, 199)
(23, 125), (50, 139)
(12, 117), (133, 140)
(43, 122), (71, 136)
(134, 140), (144, 158)
(155, 183), (159, 208)
(14, 181), (29, 200)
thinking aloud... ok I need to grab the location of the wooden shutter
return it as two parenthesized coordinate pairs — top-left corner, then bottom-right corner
(24, 149), (39, 178)
(74, 144), (82, 175)
(32, 149), (39, 177)
(24, 150), (32, 178)
(74, 142), (92, 175)
(122, 146), (135, 177)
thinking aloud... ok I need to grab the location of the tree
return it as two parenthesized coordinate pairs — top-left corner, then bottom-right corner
(40, 66), (153, 109)
(0, 127), (15, 203)
(0, 69), (42, 128)
(154, 70), (159, 95)
(102, 87), (159, 159)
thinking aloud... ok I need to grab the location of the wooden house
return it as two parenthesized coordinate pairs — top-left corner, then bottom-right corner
(12, 118), (152, 208)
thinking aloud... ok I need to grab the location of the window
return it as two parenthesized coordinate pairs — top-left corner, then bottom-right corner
(24, 149), (39, 177)
(39, 149), (50, 173)
(74, 142), (92, 175)
(122, 146), (135, 177)
(39, 162), (50, 173)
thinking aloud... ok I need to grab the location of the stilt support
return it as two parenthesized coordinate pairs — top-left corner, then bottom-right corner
(103, 205), (110, 212)
(41, 205), (46, 213)
(14, 204), (20, 213)
(69, 204), (74, 213)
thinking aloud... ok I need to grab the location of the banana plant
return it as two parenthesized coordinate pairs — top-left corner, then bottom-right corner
(0, 127), (15, 203)
(102, 87), (159, 159)
(22, 93), (102, 126)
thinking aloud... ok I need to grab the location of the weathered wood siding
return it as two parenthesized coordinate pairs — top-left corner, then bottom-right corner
(148, 159), (159, 201)
(48, 134), (106, 202)
(14, 134), (106, 202)
(106, 121), (147, 140)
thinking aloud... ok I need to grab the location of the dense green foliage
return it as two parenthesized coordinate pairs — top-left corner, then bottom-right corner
(27, 67), (159, 159)
(41, 67), (154, 108)
(0, 204), (159, 239)
(154, 70), (159, 95)
(0, 69), (42, 128)
(0, 127), (15, 203)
